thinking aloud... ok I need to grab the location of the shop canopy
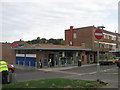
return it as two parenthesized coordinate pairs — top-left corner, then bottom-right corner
(12, 43), (91, 51)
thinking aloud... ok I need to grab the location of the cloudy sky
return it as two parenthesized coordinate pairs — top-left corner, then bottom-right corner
(0, 0), (119, 42)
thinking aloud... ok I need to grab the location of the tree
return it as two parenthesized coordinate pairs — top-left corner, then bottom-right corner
(36, 37), (41, 43)
(60, 40), (65, 45)
(37, 37), (40, 40)
(26, 37), (64, 45)
(48, 38), (55, 44)
(41, 38), (47, 43)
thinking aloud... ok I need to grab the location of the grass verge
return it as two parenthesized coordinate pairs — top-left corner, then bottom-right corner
(2, 78), (107, 88)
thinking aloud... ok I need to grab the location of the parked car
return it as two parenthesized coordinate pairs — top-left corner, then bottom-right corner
(117, 58), (120, 68)
(8, 64), (15, 73)
(115, 57), (120, 61)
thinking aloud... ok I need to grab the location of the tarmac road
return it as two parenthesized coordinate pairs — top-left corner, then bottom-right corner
(61, 65), (118, 88)
(15, 64), (119, 88)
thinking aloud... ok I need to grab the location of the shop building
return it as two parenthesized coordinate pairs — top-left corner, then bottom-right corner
(12, 43), (92, 68)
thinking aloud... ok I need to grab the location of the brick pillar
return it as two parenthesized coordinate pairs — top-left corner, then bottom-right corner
(36, 51), (44, 68)
(81, 51), (87, 64)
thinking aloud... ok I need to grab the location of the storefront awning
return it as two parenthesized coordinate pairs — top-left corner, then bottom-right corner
(12, 47), (91, 51)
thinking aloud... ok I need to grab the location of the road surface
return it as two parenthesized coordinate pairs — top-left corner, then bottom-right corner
(15, 64), (119, 88)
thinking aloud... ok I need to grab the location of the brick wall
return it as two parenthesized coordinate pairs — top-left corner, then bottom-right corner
(2, 43), (16, 64)
(65, 26), (95, 49)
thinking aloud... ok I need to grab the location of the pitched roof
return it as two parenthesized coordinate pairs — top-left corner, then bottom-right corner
(12, 43), (91, 51)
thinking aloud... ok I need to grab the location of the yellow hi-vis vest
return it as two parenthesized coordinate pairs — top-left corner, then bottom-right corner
(0, 61), (8, 72)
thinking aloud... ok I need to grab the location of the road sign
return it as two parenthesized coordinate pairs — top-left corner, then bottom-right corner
(94, 29), (103, 40)
(94, 29), (103, 82)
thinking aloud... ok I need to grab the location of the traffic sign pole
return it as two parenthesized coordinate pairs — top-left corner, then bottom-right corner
(94, 29), (103, 82)
(97, 40), (100, 82)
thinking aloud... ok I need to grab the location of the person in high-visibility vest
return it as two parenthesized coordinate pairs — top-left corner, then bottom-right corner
(0, 60), (8, 84)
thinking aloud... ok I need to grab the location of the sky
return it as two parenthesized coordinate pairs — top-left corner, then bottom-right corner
(0, 0), (119, 42)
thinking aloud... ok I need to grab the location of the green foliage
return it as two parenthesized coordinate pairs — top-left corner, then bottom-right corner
(26, 37), (64, 45)
(60, 40), (65, 45)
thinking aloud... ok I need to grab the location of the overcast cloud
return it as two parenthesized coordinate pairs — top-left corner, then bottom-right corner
(1, 0), (119, 42)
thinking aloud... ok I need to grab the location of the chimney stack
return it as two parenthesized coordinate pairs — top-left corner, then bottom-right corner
(70, 26), (74, 46)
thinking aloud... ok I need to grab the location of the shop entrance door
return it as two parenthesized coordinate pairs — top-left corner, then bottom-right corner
(48, 54), (54, 67)
(87, 54), (90, 64)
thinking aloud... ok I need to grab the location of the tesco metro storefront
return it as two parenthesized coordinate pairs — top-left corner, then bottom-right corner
(12, 41), (95, 68)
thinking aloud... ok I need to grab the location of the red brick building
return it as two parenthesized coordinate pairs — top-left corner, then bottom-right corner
(65, 26), (120, 53)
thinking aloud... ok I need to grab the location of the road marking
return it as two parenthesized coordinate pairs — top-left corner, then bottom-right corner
(88, 68), (118, 75)
(52, 70), (86, 75)
(53, 67), (118, 76)
(40, 67), (118, 77)
(100, 67), (118, 73)
(88, 72), (96, 75)
(103, 73), (118, 75)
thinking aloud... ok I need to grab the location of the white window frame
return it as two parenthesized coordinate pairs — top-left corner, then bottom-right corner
(118, 37), (120, 42)
(103, 33), (116, 40)
(73, 33), (77, 39)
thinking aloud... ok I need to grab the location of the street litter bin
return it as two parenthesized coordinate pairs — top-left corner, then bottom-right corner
(8, 72), (16, 83)
(78, 60), (81, 67)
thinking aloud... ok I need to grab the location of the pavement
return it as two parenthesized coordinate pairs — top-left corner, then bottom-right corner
(38, 64), (96, 71)
(14, 64), (37, 71)
(14, 63), (96, 72)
